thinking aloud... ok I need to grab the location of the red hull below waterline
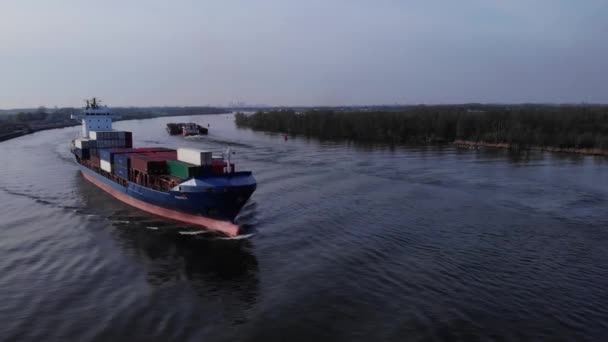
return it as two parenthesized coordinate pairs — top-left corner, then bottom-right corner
(81, 169), (242, 236)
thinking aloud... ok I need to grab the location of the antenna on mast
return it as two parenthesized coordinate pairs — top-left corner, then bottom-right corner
(85, 97), (103, 110)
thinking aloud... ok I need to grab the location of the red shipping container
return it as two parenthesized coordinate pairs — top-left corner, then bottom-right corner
(130, 154), (168, 174)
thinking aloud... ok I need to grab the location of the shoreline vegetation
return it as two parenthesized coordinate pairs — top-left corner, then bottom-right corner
(0, 106), (229, 142)
(235, 105), (608, 156)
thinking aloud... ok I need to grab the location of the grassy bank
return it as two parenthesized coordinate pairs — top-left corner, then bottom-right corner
(235, 105), (608, 153)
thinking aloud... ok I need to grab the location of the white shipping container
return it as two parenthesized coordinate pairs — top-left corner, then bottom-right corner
(100, 160), (112, 173)
(177, 148), (213, 166)
(90, 130), (127, 140)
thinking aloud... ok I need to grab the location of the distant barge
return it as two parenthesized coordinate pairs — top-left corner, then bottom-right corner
(166, 123), (208, 136)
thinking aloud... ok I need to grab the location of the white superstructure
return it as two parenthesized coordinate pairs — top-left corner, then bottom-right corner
(70, 98), (120, 138)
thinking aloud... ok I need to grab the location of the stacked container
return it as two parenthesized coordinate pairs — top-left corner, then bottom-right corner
(75, 138), (95, 149)
(89, 130), (133, 149)
(99, 148), (138, 163)
(86, 145), (181, 179)
(131, 154), (169, 175)
(114, 153), (131, 169)
(167, 160), (201, 179)
(90, 131), (126, 140)
(114, 164), (129, 179)
(99, 148), (132, 173)
(177, 148), (212, 166)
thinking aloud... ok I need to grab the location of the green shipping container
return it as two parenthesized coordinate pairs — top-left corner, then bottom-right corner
(167, 160), (201, 179)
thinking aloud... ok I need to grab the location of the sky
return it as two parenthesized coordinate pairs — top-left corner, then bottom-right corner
(1, 0), (607, 108)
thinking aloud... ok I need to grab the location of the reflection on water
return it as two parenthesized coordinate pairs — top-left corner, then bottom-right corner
(78, 174), (259, 300)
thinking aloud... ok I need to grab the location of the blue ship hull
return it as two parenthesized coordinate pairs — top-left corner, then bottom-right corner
(78, 164), (256, 235)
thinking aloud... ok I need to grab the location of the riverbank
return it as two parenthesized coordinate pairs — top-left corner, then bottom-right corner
(0, 122), (79, 142)
(0, 111), (229, 143)
(453, 140), (608, 156)
(236, 106), (608, 156)
(0, 106), (230, 143)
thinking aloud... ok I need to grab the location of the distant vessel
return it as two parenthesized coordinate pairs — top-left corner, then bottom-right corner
(70, 98), (256, 236)
(166, 123), (208, 136)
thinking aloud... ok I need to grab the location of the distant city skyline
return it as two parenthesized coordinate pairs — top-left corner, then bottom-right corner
(1, 0), (607, 109)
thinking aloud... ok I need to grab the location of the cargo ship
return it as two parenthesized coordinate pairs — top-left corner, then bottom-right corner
(70, 98), (256, 236)
(166, 123), (208, 136)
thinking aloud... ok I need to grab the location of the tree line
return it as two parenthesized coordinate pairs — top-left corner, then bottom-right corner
(235, 105), (608, 150)
(0, 106), (229, 137)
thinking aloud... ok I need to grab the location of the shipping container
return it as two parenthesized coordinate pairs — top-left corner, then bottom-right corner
(167, 160), (201, 179)
(75, 138), (96, 149)
(104, 148), (175, 168)
(90, 130), (129, 140)
(95, 139), (130, 148)
(100, 159), (112, 173)
(113, 153), (131, 169)
(99, 148), (140, 162)
(113, 165), (129, 180)
(73, 147), (90, 160)
(99, 149), (111, 161)
(130, 154), (167, 174)
(177, 148), (212, 166)
(125, 132), (133, 147)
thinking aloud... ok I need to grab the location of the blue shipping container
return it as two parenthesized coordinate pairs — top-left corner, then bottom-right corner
(99, 149), (112, 162)
(101, 148), (139, 163)
(114, 153), (132, 168)
(114, 165), (129, 180)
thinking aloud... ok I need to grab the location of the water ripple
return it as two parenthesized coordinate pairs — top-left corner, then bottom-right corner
(1, 114), (608, 341)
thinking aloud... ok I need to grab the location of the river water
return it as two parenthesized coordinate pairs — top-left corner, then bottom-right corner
(1, 113), (607, 341)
